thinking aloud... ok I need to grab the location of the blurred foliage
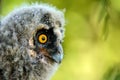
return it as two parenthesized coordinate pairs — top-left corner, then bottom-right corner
(103, 64), (120, 80)
(1, 0), (120, 80)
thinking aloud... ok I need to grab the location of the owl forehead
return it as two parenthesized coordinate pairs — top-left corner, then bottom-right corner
(27, 6), (64, 36)
(23, 5), (64, 27)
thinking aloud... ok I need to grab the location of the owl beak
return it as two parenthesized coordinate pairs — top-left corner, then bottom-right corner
(50, 45), (63, 64)
(38, 46), (63, 63)
(51, 53), (63, 63)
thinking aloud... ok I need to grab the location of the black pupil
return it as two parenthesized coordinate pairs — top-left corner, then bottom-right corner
(42, 36), (45, 41)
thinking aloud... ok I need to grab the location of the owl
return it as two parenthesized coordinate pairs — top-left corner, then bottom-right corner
(0, 4), (65, 80)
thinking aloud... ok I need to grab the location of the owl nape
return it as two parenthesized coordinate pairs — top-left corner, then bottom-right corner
(0, 4), (65, 80)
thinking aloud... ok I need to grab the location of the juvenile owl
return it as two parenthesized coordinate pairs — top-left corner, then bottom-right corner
(0, 4), (65, 80)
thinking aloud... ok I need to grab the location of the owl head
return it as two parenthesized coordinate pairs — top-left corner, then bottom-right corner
(27, 4), (65, 64)
(1, 3), (65, 79)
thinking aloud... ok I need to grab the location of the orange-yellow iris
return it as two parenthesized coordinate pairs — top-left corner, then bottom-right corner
(38, 34), (47, 44)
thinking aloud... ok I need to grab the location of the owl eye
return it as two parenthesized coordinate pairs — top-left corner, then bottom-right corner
(38, 34), (48, 44)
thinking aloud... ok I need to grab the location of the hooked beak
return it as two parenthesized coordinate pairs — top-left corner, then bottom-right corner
(38, 45), (63, 64)
(51, 52), (63, 63)
(50, 45), (63, 64)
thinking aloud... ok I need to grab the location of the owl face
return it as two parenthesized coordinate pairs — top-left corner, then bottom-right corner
(22, 5), (65, 65)
(33, 27), (63, 64)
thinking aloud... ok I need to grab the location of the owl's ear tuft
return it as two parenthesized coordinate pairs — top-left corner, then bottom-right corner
(41, 13), (52, 27)
(43, 13), (51, 18)
(55, 21), (61, 28)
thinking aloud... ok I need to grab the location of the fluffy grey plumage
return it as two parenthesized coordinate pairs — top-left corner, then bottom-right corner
(0, 4), (65, 80)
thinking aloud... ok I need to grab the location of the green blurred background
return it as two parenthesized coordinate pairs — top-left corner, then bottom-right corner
(1, 0), (120, 80)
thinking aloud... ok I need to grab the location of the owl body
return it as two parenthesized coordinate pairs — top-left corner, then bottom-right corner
(0, 4), (65, 80)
